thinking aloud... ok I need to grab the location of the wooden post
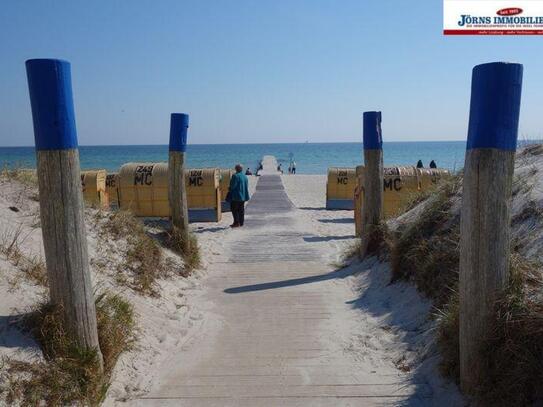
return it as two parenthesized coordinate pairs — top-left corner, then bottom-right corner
(361, 111), (384, 256)
(168, 113), (190, 252)
(25, 59), (103, 365)
(459, 62), (523, 393)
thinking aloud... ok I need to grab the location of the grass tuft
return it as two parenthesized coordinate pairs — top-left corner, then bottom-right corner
(389, 169), (543, 406)
(0, 225), (47, 287)
(18, 254), (47, 287)
(471, 255), (543, 406)
(1, 292), (135, 406)
(95, 292), (137, 373)
(341, 238), (363, 263)
(390, 176), (461, 306)
(436, 255), (543, 406)
(0, 166), (38, 187)
(363, 221), (391, 258)
(102, 210), (169, 296)
(435, 291), (460, 380)
(167, 228), (201, 273)
(397, 184), (441, 216)
(342, 223), (391, 264)
(183, 235), (201, 271)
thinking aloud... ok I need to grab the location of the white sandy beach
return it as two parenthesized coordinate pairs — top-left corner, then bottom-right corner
(0, 171), (466, 406)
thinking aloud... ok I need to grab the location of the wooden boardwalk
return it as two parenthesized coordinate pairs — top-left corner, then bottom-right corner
(133, 156), (427, 406)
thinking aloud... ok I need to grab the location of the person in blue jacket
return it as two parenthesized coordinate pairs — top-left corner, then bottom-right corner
(226, 164), (250, 227)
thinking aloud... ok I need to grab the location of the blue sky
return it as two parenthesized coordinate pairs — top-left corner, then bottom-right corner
(1, 0), (541, 146)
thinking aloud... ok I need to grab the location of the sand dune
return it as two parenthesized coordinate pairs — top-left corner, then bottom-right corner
(0, 171), (464, 405)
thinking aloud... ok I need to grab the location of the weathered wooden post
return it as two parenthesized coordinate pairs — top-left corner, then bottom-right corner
(25, 59), (102, 365)
(168, 113), (190, 252)
(361, 111), (384, 256)
(459, 62), (523, 393)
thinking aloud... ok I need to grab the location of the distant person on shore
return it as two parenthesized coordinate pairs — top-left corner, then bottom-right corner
(416, 160), (424, 168)
(226, 164), (250, 228)
(291, 161), (296, 174)
(245, 168), (253, 176)
(277, 163), (283, 174)
(429, 160), (437, 168)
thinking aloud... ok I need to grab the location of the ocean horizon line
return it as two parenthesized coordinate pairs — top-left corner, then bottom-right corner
(2, 140), (540, 173)
(0, 140), (469, 149)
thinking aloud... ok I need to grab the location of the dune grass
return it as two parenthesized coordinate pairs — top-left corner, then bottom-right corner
(388, 173), (543, 406)
(0, 166), (38, 187)
(436, 254), (543, 406)
(102, 210), (170, 296)
(0, 224), (47, 287)
(1, 292), (135, 406)
(390, 176), (461, 306)
(341, 238), (363, 263)
(167, 228), (201, 273)
(363, 221), (390, 258)
(101, 210), (200, 294)
(471, 255), (543, 406)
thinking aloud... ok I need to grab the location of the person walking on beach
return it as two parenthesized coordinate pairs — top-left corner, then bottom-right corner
(226, 164), (250, 228)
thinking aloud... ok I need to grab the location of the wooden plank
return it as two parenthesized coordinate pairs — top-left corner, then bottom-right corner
(137, 169), (425, 405)
(459, 148), (515, 390)
(459, 61), (523, 393)
(361, 112), (384, 256)
(168, 113), (190, 251)
(37, 150), (102, 354)
(26, 58), (102, 365)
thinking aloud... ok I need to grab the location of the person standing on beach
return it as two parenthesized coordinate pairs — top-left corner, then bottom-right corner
(227, 164), (250, 228)
(291, 161), (296, 174)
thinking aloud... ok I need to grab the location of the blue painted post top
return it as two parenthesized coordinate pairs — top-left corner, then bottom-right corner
(25, 59), (78, 150)
(363, 111), (383, 150)
(467, 62), (523, 151)
(169, 113), (189, 152)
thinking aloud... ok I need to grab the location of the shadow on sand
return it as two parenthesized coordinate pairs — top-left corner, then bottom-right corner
(0, 313), (40, 351)
(344, 258), (462, 406)
(224, 256), (462, 406)
(303, 235), (354, 242)
(297, 206), (327, 211)
(224, 266), (354, 294)
(193, 226), (229, 234)
(318, 218), (354, 224)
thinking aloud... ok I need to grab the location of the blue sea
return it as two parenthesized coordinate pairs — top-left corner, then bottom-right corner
(0, 142), (468, 174)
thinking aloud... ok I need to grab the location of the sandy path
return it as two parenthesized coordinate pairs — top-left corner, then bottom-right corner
(129, 157), (432, 406)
